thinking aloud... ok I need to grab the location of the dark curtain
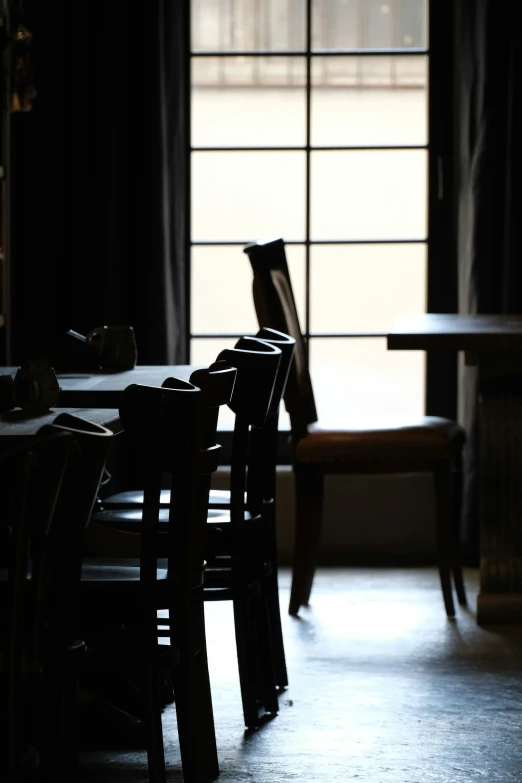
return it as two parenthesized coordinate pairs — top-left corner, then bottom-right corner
(10, 0), (189, 365)
(458, 0), (522, 561)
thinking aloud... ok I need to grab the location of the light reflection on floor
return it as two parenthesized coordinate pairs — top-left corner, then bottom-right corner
(80, 568), (522, 782)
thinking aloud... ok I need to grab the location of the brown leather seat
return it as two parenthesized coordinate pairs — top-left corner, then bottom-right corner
(296, 417), (465, 464)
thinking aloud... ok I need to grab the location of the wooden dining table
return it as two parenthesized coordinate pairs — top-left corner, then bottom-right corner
(388, 313), (522, 625)
(0, 365), (199, 409)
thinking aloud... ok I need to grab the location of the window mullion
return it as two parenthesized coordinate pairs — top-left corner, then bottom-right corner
(305, 0), (312, 357)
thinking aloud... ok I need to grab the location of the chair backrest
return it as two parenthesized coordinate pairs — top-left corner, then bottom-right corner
(42, 413), (114, 595)
(120, 370), (236, 583)
(253, 328), (296, 419)
(0, 429), (74, 781)
(218, 337), (281, 428)
(249, 329), (296, 503)
(164, 364), (237, 564)
(216, 338), (282, 523)
(177, 361), (237, 450)
(245, 238), (318, 438)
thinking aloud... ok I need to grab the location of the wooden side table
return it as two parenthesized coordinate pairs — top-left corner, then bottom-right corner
(388, 314), (522, 624)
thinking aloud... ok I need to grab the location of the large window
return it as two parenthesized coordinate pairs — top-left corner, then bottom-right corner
(190, 0), (429, 427)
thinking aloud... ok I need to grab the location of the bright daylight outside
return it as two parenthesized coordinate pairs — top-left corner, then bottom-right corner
(190, 0), (428, 428)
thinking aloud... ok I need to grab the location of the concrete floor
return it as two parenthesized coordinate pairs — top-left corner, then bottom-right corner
(80, 568), (522, 782)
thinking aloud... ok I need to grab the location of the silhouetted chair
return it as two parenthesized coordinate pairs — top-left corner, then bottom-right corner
(245, 237), (467, 619)
(43, 413), (114, 779)
(94, 342), (289, 727)
(79, 370), (235, 781)
(204, 338), (283, 726)
(0, 429), (74, 783)
(189, 329), (295, 692)
(1, 412), (114, 782)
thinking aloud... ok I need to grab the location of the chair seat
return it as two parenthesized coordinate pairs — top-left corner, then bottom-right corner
(90, 507), (239, 532)
(81, 558), (168, 582)
(91, 507), (248, 532)
(101, 488), (237, 510)
(295, 416), (465, 464)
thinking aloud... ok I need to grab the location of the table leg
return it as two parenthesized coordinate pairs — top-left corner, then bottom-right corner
(476, 353), (522, 624)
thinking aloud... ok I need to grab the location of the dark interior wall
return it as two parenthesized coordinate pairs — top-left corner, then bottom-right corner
(10, 1), (189, 365)
(457, 0), (522, 561)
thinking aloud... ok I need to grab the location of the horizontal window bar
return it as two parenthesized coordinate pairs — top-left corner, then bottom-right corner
(191, 48), (429, 58)
(191, 333), (254, 339)
(190, 332), (388, 340)
(308, 332), (388, 339)
(191, 85), (427, 90)
(191, 145), (428, 152)
(191, 238), (428, 246)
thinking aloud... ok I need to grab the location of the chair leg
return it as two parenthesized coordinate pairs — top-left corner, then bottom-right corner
(43, 649), (67, 783)
(451, 450), (468, 606)
(289, 467), (324, 615)
(263, 500), (288, 689)
(233, 591), (265, 729)
(434, 460), (456, 618)
(192, 599), (219, 780)
(171, 595), (219, 782)
(251, 589), (279, 713)
(145, 658), (166, 783)
(265, 566), (288, 688)
(63, 667), (79, 783)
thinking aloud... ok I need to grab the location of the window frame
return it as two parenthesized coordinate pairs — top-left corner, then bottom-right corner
(186, 0), (458, 453)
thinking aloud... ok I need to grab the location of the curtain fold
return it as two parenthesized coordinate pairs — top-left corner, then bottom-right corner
(10, 1), (189, 365)
(458, 0), (522, 561)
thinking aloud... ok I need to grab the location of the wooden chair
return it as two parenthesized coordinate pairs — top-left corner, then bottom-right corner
(0, 428), (74, 783)
(93, 344), (287, 727)
(1, 412), (116, 781)
(231, 328), (295, 693)
(79, 370), (235, 782)
(244, 237), (467, 618)
(103, 332), (295, 691)
(204, 338), (283, 727)
(210, 328), (295, 692)
(41, 412), (114, 780)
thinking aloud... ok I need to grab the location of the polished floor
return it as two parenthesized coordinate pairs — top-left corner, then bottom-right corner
(80, 568), (522, 782)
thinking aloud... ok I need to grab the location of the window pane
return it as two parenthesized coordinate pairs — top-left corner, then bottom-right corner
(312, 0), (428, 50)
(191, 244), (306, 334)
(310, 338), (425, 427)
(310, 150), (427, 240)
(191, 0), (306, 52)
(311, 56), (427, 146)
(192, 57), (306, 147)
(310, 244), (426, 333)
(191, 337), (237, 366)
(192, 152), (306, 241)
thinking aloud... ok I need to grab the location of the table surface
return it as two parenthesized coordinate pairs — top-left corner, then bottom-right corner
(387, 314), (522, 351)
(0, 407), (121, 437)
(0, 365), (199, 409)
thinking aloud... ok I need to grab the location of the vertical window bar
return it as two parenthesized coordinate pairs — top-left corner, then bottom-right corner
(185, 0), (192, 359)
(305, 0), (312, 360)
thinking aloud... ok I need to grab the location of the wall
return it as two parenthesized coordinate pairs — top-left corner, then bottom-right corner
(212, 467), (437, 565)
